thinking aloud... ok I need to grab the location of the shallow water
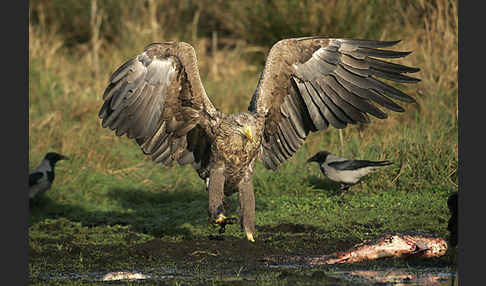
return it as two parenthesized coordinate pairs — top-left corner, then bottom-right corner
(328, 268), (457, 286)
(35, 266), (457, 285)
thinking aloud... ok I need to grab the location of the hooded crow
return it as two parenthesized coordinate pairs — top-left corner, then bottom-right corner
(307, 151), (392, 190)
(29, 152), (69, 200)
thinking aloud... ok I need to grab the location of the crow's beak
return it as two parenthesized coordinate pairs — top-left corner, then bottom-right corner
(306, 156), (316, 164)
(60, 155), (69, 160)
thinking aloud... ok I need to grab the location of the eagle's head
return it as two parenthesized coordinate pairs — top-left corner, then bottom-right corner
(232, 113), (257, 145)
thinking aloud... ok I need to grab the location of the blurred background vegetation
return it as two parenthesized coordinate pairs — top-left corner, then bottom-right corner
(29, 0), (457, 159)
(28, 0), (457, 235)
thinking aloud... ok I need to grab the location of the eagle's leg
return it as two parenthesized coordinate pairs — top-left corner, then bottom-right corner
(208, 162), (227, 226)
(237, 173), (255, 242)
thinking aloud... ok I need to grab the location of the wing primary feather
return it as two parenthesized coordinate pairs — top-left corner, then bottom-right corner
(368, 77), (416, 102)
(98, 100), (111, 119)
(318, 78), (366, 123)
(113, 89), (146, 135)
(340, 62), (373, 77)
(294, 79), (328, 130)
(139, 121), (168, 154)
(133, 86), (161, 138)
(113, 113), (131, 136)
(108, 81), (130, 110)
(340, 61), (420, 83)
(141, 84), (166, 136)
(370, 68), (421, 83)
(278, 119), (303, 152)
(126, 85), (156, 139)
(109, 57), (137, 83)
(331, 75), (387, 119)
(110, 65), (147, 109)
(306, 81), (346, 129)
(354, 47), (412, 58)
(326, 75), (388, 112)
(269, 134), (288, 162)
(367, 89), (406, 112)
(340, 54), (369, 70)
(101, 104), (125, 129)
(267, 152), (282, 170)
(290, 77), (318, 132)
(313, 81), (354, 125)
(277, 120), (297, 153)
(366, 57), (420, 73)
(333, 65), (377, 90)
(284, 96), (308, 139)
(289, 80), (315, 133)
(274, 127), (293, 159)
(122, 82), (147, 107)
(103, 79), (126, 101)
(341, 39), (401, 48)
(263, 141), (282, 166)
(334, 65), (414, 103)
(147, 131), (171, 157)
(152, 139), (172, 164)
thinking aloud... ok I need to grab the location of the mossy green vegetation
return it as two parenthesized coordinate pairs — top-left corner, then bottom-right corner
(29, 0), (457, 284)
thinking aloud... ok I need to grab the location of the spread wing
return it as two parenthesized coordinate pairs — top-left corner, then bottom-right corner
(249, 37), (420, 170)
(99, 42), (218, 167)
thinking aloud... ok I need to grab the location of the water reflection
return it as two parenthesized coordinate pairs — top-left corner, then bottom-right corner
(330, 269), (457, 286)
(34, 267), (457, 285)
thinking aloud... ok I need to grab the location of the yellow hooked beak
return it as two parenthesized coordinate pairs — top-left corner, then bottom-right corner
(242, 125), (255, 144)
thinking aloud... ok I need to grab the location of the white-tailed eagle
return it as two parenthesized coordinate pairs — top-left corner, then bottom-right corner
(98, 37), (419, 241)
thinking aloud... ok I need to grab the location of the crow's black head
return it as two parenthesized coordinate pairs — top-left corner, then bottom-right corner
(307, 150), (331, 164)
(44, 152), (69, 165)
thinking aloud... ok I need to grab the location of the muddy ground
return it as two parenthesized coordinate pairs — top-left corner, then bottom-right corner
(29, 222), (457, 285)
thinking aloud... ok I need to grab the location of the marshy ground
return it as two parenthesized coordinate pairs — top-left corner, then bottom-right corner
(29, 216), (457, 285)
(28, 175), (457, 285)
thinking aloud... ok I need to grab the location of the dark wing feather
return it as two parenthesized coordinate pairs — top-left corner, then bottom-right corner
(328, 160), (393, 171)
(29, 172), (43, 187)
(99, 42), (218, 169)
(249, 37), (419, 170)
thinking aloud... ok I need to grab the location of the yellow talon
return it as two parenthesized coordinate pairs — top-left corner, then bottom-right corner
(215, 214), (226, 224)
(246, 232), (255, 242)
